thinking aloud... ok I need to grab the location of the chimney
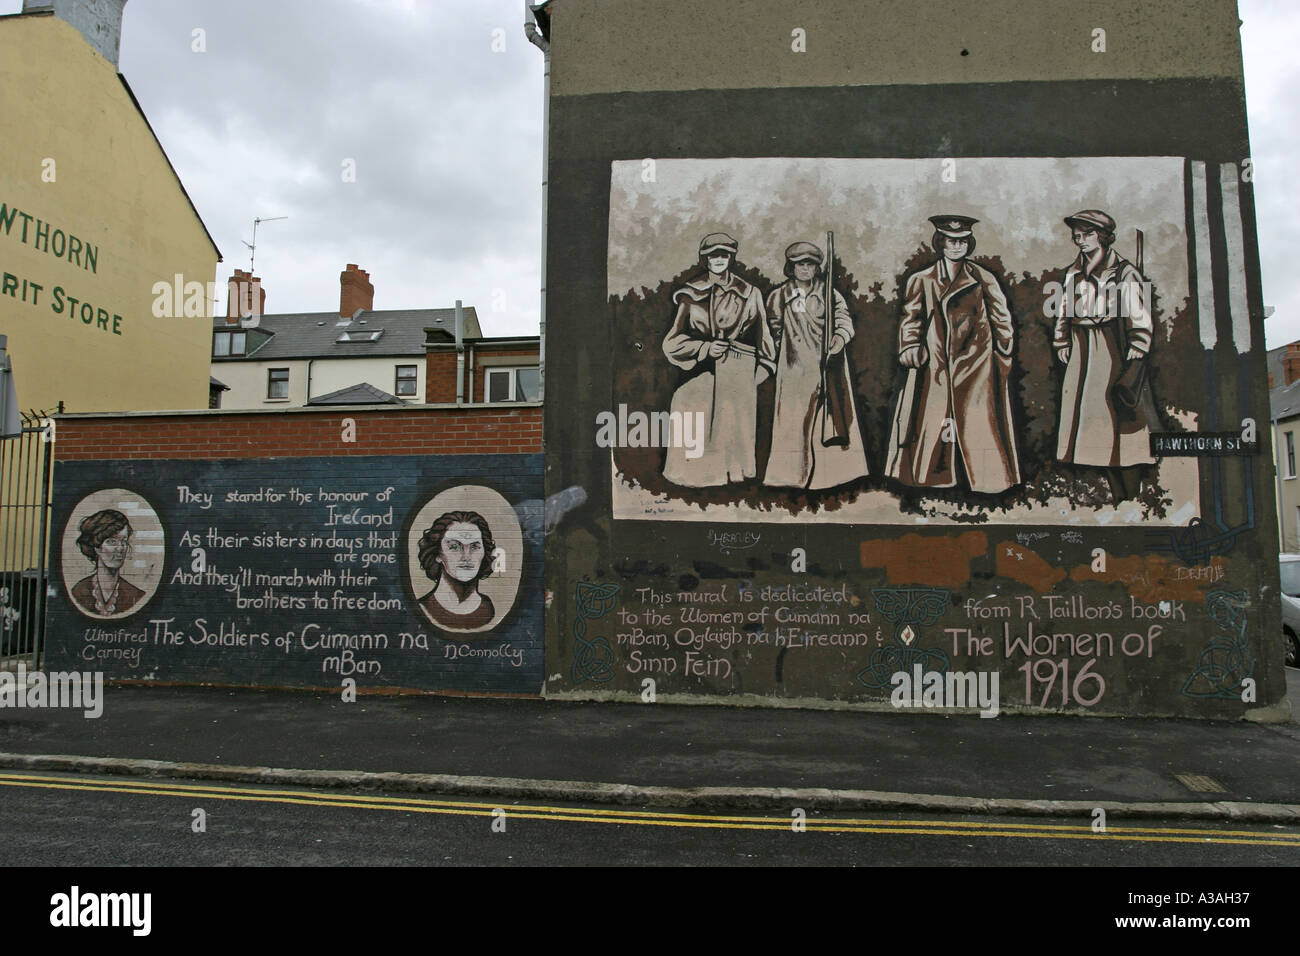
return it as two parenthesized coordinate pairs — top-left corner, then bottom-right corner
(225, 269), (264, 324)
(23, 0), (129, 68)
(340, 264), (374, 317)
(1285, 343), (1300, 387)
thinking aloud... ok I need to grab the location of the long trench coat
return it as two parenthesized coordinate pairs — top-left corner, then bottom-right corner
(763, 281), (869, 489)
(1053, 249), (1158, 467)
(662, 273), (775, 486)
(885, 258), (1021, 494)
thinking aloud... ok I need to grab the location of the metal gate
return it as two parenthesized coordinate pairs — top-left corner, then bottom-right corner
(1, 408), (55, 668)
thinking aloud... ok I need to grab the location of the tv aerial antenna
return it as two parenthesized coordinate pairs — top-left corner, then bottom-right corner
(242, 216), (288, 274)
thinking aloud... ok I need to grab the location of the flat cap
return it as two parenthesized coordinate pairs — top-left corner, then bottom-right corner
(1064, 209), (1117, 233)
(784, 241), (823, 264)
(699, 233), (739, 255)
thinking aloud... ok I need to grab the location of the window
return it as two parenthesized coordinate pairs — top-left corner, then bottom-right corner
(1288, 432), (1296, 479)
(267, 368), (289, 400)
(213, 330), (246, 357)
(395, 365), (418, 397)
(337, 330), (383, 343)
(485, 366), (541, 403)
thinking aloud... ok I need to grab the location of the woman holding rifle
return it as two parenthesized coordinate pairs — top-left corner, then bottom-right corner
(763, 239), (869, 489)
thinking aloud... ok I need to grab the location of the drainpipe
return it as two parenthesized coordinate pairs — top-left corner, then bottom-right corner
(1274, 409), (1287, 551)
(525, 2), (549, 402)
(455, 300), (465, 406)
(306, 359), (313, 404)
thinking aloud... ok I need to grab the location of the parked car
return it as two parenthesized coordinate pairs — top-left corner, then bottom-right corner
(1280, 555), (1300, 668)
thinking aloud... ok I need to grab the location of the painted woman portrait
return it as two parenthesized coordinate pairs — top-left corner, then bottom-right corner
(416, 510), (497, 631)
(70, 509), (145, 617)
(885, 215), (1021, 495)
(763, 240), (869, 489)
(1052, 209), (1158, 500)
(661, 232), (776, 487)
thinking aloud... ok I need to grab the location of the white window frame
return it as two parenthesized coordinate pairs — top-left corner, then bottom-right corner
(1287, 431), (1296, 480)
(485, 365), (539, 403)
(486, 367), (516, 402)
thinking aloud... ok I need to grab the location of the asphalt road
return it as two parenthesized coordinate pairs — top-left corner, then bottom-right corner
(2, 769), (1298, 868)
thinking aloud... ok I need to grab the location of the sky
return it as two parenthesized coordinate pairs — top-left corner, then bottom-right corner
(5, 0), (1298, 345)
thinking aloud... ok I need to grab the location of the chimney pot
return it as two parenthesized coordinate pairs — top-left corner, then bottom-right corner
(25, 0), (130, 68)
(1283, 341), (1300, 386)
(226, 269), (265, 323)
(340, 263), (375, 317)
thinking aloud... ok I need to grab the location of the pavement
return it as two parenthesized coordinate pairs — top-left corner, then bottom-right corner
(4, 672), (1300, 822)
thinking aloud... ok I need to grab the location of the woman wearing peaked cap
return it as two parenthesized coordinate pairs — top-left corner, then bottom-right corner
(1053, 209), (1157, 499)
(661, 233), (775, 487)
(763, 240), (869, 489)
(885, 215), (1021, 494)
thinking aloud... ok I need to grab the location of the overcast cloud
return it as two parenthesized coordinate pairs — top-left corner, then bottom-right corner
(5, 0), (1294, 344)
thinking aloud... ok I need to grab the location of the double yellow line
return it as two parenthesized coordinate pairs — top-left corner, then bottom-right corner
(2, 772), (1299, 846)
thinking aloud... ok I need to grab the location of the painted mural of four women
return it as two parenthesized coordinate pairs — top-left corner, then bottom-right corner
(659, 210), (1159, 500)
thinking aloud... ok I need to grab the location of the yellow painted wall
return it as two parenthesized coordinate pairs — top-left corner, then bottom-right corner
(0, 13), (219, 415)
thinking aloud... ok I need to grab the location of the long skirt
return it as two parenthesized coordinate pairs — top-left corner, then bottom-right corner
(1057, 323), (1156, 467)
(663, 346), (758, 486)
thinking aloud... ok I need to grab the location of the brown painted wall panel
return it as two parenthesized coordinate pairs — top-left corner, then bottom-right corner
(548, 0), (1244, 96)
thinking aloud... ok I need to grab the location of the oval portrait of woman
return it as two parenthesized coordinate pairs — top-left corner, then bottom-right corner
(405, 485), (523, 636)
(60, 488), (165, 620)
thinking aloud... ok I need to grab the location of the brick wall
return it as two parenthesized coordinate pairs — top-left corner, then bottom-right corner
(426, 345), (540, 403)
(426, 351), (459, 403)
(54, 406), (542, 460)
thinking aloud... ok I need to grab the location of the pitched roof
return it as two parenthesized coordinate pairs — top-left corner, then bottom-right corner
(1271, 377), (1300, 422)
(307, 382), (405, 406)
(212, 307), (481, 361)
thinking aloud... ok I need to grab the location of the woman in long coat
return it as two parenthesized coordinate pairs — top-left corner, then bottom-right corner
(885, 216), (1021, 494)
(1053, 209), (1157, 498)
(763, 241), (869, 489)
(662, 233), (776, 487)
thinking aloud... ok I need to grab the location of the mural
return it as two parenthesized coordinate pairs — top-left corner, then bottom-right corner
(1052, 209), (1160, 499)
(45, 457), (544, 694)
(404, 485), (524, 635)
(605, 156), (1202, 525)
(59, 489), (164, 620)
(884, 215), (1021, 494)
(765, 237), (869, 490)
(534, 152), (1281, 718)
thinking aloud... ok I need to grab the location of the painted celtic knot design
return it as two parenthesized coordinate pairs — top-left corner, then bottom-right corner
(858, 587), (951, 689)
(572, 581), (619, 684)
(1181, 589), (1254, 700)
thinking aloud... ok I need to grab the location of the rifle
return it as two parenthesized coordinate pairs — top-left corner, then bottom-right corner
(1111, 227), (1149, 418)
(819, 231), (851, 447)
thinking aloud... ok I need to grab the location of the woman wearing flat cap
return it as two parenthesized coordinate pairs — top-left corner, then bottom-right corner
(661, 233), (776, 486)
(763, 240), (869, 488)
(1052, 209), (1157, 499)
(885, 215), (1021, 494)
